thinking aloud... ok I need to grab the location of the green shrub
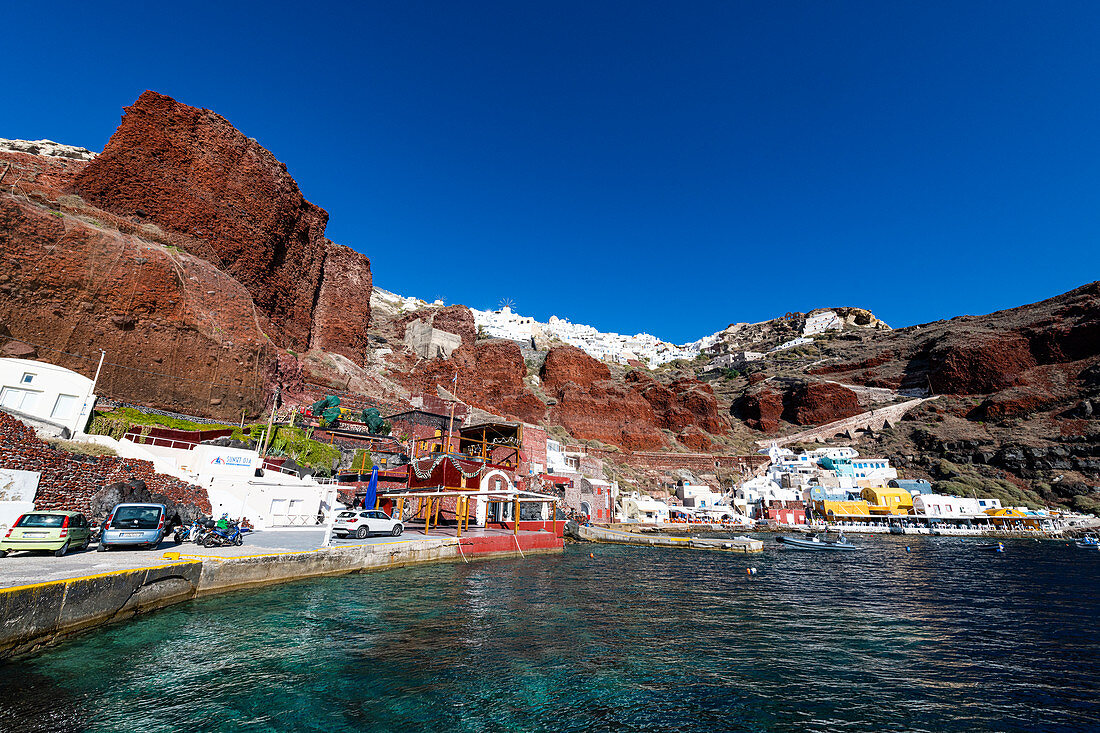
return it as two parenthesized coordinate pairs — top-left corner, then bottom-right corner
(1072, 494), (1100, 515)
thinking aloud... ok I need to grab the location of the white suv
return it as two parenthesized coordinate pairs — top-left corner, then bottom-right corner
(333, 510), (404, 539)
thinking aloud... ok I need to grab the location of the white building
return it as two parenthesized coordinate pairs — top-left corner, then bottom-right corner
(88, 436), (339, 530)
(807, 446), (859, 461)
(470, 306), (709, 367)
(0, 358), (97, 437)
(913, 494), (1003, 518)
(677, 482), (723, 509)
(848, 457), (898, 485)
(771, 337), (815, 353)
(545, 438), (570, 473)
(802, 311), (843, 337)
(734, 476), (802, 518)
(618, 492), (671, 523)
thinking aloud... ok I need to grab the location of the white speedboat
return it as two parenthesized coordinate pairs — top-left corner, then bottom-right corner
(775, 532), (860, 552)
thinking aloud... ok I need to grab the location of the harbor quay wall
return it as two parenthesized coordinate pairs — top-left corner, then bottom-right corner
(0, 560), (204, 658)
(0, 533), (563, 659)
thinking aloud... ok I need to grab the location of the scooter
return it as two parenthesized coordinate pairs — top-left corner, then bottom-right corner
(173, 520), (202, 543)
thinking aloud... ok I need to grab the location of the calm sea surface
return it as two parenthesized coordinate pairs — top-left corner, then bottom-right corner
(1, 535), (1097, 733)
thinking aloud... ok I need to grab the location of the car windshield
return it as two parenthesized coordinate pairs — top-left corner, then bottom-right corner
(112, 506), (161, 529)
(16, 514), (65, 528)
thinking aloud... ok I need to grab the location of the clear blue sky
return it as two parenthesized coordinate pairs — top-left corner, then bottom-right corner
(5, 2), (1100, 343)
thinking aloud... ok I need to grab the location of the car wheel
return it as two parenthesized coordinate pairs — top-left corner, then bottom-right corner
(0, 550), (8, 558)
(54, 541), (69, 558)
(392, 525), (403, 537)
(81, 536), (90, 551)
(97, 542), (109, 552)
(355, 527), (368, 539)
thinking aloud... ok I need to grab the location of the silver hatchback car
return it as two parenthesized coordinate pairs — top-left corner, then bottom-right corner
(333, 509), (403, 539)
(99, 503), (167, 550)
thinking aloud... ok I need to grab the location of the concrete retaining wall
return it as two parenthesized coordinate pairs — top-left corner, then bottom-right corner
(0, 560), (203, 657)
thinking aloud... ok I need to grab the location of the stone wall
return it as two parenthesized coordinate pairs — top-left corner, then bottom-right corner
(0, 412), (210, 521)
(587, 447), (767, 474)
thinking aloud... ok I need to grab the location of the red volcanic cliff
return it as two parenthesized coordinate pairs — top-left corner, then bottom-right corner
(400, 340), (545, 424)
(71, 91), (372, 360)
(309, 239), (373, 361)
(0, 193), (269, 418)
(733, 380), (861, 433)
(540, 345), (611, 392)
(548, 380), (665, 451)
(736, 387), (785, 432)
(626, 371), (728, 434)
(540, 346), (664, 450)
(927, 333), (1037, 395)
(782, 381), (862, 426)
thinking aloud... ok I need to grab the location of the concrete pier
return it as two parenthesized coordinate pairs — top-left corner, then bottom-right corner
(567, 522), (764, 553)
(0, 530), (563, 659)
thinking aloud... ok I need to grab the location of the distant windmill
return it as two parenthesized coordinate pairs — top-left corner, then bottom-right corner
(498, 297), (516, 312)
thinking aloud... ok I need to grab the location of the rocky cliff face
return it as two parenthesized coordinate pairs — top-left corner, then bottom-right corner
(0, 192), (270, 417)
(71, 91), (372, 360)
(538, 346), (728, 451)
(399, 340), (545, 424)
(0, 91), (381, 420)
(625, 371), (728, 434)
(540, 345), (611, 392)
(730, 380), (861, 432)
(724, 283), (1100, 509)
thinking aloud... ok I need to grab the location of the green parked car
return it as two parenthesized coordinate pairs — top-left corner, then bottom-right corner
(0, 511), (92, 557)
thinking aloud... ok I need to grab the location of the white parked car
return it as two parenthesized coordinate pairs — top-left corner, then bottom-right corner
(333, 509), (403, 539)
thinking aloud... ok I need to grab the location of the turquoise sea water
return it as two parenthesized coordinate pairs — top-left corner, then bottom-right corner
(1, 535), (1098, 733)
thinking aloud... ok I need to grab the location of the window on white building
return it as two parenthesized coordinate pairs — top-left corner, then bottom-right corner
(51, 394), (79, 420)
(21, 373), (36, 384)
(1, 387), (40, 412)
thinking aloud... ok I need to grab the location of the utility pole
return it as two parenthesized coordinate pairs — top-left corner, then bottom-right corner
(91, 349), (106, 390)
(260, 390), (277, 458)
(444, 369), (459, 455)
(78, 350), (106, 434)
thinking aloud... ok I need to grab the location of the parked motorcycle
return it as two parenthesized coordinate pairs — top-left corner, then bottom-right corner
(202, 518), (245, 547)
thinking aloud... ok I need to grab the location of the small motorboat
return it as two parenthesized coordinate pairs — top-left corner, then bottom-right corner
(976, 542), (1005, 553)
(776, 532), (860, 551)
(1075, 536), (1100, 550)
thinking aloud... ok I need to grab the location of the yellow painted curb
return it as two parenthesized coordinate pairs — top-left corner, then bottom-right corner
(171, 539), (435, 562)
(0, 560), (197, 595)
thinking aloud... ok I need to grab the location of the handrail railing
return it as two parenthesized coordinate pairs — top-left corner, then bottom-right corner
(123, 432), (201, 451)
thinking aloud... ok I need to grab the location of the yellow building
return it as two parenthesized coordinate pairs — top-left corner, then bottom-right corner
(985, 507), (1042, 529)
(861, 487), (914, 515)
(817, 500), (872, 518)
